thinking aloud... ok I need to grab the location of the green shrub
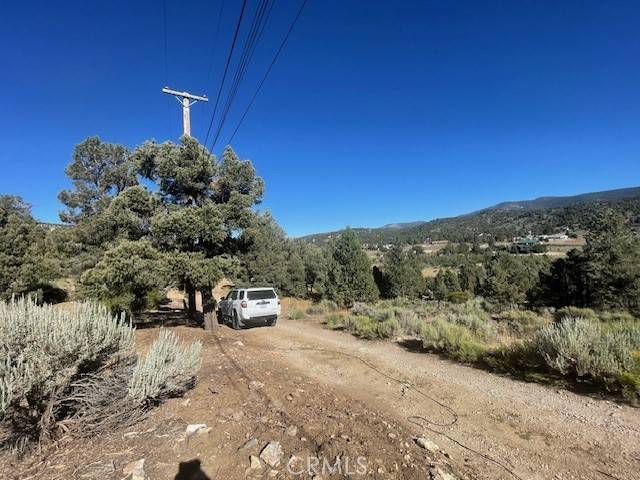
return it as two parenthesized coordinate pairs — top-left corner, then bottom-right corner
(343, 315), (398, 339)
(287, 309), (306, 320)
(319, 299), (339, 311)
(325, 313), (344, 329)
(0, 298), (134, 450)
(599, 311), (636, 323)
(420, 319), (487, 363)
(553, 307), (598, 323)
(0, 297), (201, 452)
(129, 329), (201, 403)
(394, 308), (423, 336)
(533, 316), (640, 392)
(80, 239), (166, 316)
(351, 302), (394, 321)
(498, 310), (549, 336)
(446, 291), (472, 304)
(619, 351), (640, 404)
(306, 299), (338, 315)
(306, 304), (325, 315)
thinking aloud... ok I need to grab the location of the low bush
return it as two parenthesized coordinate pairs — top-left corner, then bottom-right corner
(446, 291), (472, 304)
(553, 306), (598, 323)
(343, 315), (399, 339)
(351, 302), (394, 321)
(532, 316), (640, 399)
(440, 302), (495, 339)
(599, 311), (636, 323)
(394, 308), (423, 336)
(325, 313), (344, 329)
(287, 309), (306, 320)
(306, 304), (325, 315)
(319, 299), (339, 311)
(306, 299), (338, 315)
(498, 310), (549, 336)
(420, 319), (488, 363)
(0, 297), (201, 452)
(619, 351), (640, 405)
(129, 329), (201, 403)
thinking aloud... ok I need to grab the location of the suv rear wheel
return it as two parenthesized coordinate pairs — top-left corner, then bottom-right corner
(232, 311), (240, 330)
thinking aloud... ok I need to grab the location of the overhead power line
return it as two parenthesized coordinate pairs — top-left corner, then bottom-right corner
(162, 0), (173, 135)
(210, 0), (275, 150)
(225, 0), (310, 146)
(203, 0), (249, 149)
(201, 0), (226, 94)
(199, 0), (226, 137)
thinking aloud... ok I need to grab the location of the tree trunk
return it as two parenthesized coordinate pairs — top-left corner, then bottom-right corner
(201, 287), (217, 331)
(185, 282), (197, 320)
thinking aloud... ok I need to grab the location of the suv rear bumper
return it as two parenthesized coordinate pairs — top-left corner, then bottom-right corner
(239, 314), (277, 327)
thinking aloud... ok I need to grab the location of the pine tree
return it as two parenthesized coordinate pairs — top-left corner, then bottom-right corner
(58, 137), (137, 223)
(0, 196), (57, 299)
(325, 230), (378, 307)
(381, 243), (423, 298)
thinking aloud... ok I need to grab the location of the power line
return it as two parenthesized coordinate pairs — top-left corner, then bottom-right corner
(202, 0), (226, 94)
(162, 0), (173, 136)
(210, 0), (275, 150)
(203, 0), (249, 148)
(199, 0), (226, 137)
(226, 0), (310, 147)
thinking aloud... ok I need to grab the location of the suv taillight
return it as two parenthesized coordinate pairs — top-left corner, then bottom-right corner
(241, 301), (247, 308)
(277, 299), (281, 305)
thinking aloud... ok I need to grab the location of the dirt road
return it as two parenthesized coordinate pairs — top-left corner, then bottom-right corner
(3, 313), (638, 480)
(239, 316), (639, 480)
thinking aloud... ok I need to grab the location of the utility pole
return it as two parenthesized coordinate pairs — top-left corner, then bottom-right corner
(162, 87), (208, 137)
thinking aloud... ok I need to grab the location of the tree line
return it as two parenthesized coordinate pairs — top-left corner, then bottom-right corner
(1, 136), (639, 318)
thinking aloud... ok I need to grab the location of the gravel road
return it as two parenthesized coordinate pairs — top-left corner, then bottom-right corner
(243, 316), (640, 480)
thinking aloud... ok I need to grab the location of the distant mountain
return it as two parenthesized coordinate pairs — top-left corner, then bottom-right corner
(301, 186), (640, 244)
(473, 187), (640, 214)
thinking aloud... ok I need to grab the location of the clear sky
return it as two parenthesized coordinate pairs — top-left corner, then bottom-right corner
(1, 0), (639, 237)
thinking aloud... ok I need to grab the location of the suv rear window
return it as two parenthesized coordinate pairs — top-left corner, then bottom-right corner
(247, 289), (276, 300)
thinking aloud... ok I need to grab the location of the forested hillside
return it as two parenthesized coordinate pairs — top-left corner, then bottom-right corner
(303, 194), (640, 244)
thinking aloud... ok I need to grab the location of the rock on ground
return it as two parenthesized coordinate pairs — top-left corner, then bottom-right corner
(260, 441), (284, 467)
(122, 458), (145, 480)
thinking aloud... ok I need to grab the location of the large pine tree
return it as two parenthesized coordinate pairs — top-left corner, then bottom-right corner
(325, 229), (378, 307)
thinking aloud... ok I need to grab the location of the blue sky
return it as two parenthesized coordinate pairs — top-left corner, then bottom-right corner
(1, 0), (639, 237)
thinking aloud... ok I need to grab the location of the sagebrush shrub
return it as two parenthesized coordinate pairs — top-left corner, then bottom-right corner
(0, 298), (134, 450)
(343, 314), (398, 339)
(325, 313), (344, 329)
(420, 319), (487, 363)
(0, 298), (201, 452)
(553, 307), (598, 323)
(306, 300), (338, 315)
(394, 308), (423, 336)
(287, 309), (306, 320)
(305, 305), (323, 315)
(129, 329), (201, 403)
(499, 310), (549, 336)
(319, 299), (339, 311)
(533, 316), (640, 394)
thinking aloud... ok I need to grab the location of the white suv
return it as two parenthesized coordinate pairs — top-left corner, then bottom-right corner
(218, 287), (281, 329)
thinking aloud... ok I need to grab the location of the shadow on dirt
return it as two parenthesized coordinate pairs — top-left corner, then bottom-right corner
(134, 307), (203, 330)
(396, 338), (427, 353)
(174, 458), (211, 480)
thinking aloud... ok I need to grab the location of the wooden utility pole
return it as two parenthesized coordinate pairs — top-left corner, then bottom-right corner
(162, 87), (208, 137)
